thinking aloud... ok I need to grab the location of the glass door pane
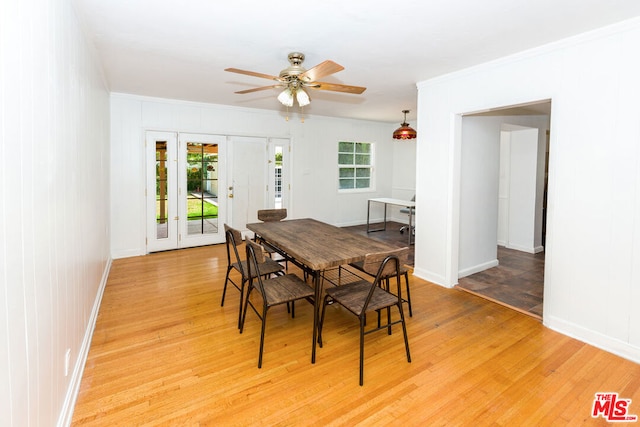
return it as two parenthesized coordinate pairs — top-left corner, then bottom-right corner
(178, 133), (226, 248)
(146, 131), (178, 253)
(267, 138), (290, 211)
(156, 141), (169, 239)
(186, 142), (219, 236)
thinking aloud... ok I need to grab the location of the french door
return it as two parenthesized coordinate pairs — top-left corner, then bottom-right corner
(146, 131), (227, 252)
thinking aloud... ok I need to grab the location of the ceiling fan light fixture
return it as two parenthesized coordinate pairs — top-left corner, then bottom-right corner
(296, 88), (310, 107)
(225, 52), (366, 116)
(393, 109), (417, 140)
(277, 87), (294, 107)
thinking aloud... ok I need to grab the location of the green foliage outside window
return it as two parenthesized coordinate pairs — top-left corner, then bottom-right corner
(338, 142), (373, 190)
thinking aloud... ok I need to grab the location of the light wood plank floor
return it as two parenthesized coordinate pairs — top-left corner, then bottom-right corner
(72, 244), (640, 426)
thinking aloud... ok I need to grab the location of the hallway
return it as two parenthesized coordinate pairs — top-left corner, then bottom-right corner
(456, 247), (544, 319)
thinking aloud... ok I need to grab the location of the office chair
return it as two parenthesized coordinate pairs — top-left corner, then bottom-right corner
(399, 195), (415, 236)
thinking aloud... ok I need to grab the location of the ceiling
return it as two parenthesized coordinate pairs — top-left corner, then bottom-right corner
(73, 0), (640, 123)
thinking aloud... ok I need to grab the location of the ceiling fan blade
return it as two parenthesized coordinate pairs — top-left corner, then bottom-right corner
(225, 68), (280, 81)
(235, 85), (283, 94)
(307, 81), (366, 94)
(299, 60), (344, 82)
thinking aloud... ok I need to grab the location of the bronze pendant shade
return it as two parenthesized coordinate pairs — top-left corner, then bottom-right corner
(393, 110), (417, 140)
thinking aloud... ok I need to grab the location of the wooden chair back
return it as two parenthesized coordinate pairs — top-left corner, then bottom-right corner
(224, 224), (244, 269)
(245, 239), (268, 295)
(257, 208), (287, 222)
(361, 247), (409, 277)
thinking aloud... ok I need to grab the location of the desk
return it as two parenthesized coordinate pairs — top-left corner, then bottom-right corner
(366, 197), (416, 245)
(246, 218), (399, 363)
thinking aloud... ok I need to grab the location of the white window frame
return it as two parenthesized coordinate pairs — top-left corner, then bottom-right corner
(337, 141), (375, 193)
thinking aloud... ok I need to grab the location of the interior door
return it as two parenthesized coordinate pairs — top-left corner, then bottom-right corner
(146, 131), (227, 252)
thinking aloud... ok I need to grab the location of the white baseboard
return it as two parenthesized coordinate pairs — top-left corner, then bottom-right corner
(458, 259), (499, 279)
(505, 243), (544, 254)
(57, 257), (112, 427)
(112, 248), (145, 259)
(412, 267), (450, 288)
(545, 315), (640, 365)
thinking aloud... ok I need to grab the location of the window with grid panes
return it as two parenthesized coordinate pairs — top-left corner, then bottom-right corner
(338, 141), (373, 190)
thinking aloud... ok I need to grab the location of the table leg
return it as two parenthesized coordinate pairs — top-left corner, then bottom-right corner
(383, 203), (388, 231)
(311, 269), (321, 363)
(367, 201), (387, 233)
(408, 208), (413, 246)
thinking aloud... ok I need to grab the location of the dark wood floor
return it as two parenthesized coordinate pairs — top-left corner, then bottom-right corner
(344, 221), (415, 264)
(345, 221), (544, 319)
(456, 247), (544, 319)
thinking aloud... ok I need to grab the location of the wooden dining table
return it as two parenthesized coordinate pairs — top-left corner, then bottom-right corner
(246, 218), (401, 363)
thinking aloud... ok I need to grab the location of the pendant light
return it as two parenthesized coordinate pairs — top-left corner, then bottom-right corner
(393, 110), (417, 140)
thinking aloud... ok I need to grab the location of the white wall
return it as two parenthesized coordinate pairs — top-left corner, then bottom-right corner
(391, 137), (418, 221)
(110, 94), (400, 258)
(458, 116), (548, 277)
(0, 0), (111, 425)
(415, 17), (640, 363)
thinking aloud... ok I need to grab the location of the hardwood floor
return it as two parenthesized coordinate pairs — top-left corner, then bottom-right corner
(347, 222), (544, 319)
(71, 239), (640, 426)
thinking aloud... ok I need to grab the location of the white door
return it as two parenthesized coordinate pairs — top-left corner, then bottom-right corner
(146, 131), (227, 252)
(228, 136), (268, 234)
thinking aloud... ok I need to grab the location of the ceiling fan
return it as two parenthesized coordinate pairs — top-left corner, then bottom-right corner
(225, 52), (366, 107)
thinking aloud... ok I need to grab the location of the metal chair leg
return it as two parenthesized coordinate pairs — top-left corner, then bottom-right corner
(221, 265), (233, 306)
(359, 317), (365, 386)
(403, 272), (413, 317)
(398, 304), (411, 363)
(258, 308), (268, 368)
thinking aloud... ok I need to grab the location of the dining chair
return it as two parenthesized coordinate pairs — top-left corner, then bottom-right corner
(318, 247), (411, 386)
(348, 256), (413, 317)
(256, 208), (289, 268)
(221, 224), (284, 329)
(257, 208), (287, 222)
(240, 240), (315, 368)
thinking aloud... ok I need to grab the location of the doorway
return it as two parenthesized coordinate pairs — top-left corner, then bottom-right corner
(455, 101), (550, 318)
(146, 132), (292, 251)
(226, 137), (291, 235)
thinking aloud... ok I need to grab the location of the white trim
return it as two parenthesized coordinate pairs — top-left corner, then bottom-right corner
(412, 268), (450, 288)
(505, 243), (545, 254)
(57, 258), (112, 427)
(545, 315), (640, 365)
(458, 259), (500, 279)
